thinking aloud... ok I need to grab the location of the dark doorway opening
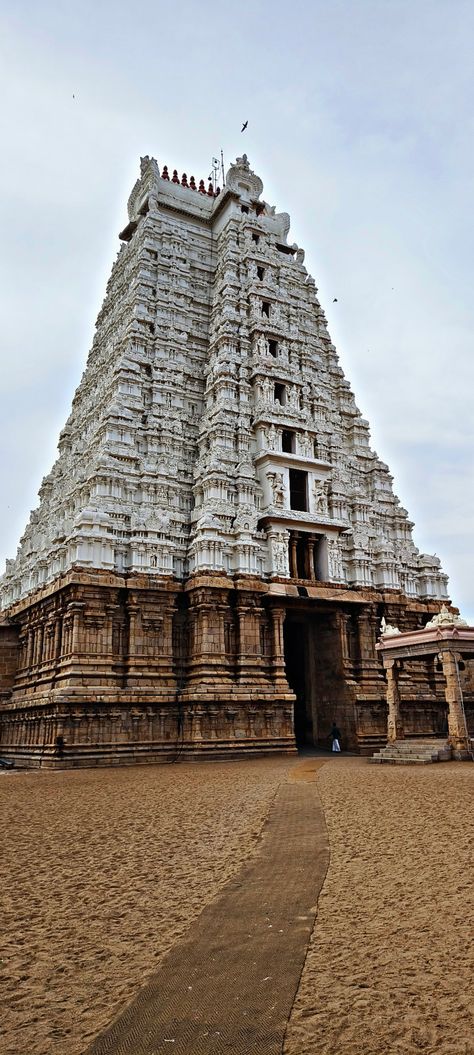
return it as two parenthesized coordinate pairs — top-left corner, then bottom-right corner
(296, 536), (307, 578)
(284, 618), (313, 746)
(289, 469), (308, 511)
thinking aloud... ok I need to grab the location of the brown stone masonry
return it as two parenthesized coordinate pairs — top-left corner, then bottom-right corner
(0, 569), (466, 768)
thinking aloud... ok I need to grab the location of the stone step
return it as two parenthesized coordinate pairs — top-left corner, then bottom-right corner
(369, 756), (435, 765)
(369, 738), (452, 765)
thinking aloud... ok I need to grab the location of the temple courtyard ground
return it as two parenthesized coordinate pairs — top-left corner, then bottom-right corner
(1, 755), (473, 1055)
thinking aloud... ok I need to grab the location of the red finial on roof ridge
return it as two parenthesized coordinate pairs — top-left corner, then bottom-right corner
(172, 169), (180, 184)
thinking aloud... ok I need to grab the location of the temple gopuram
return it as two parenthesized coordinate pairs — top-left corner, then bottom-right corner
(2, 153), (468, 769)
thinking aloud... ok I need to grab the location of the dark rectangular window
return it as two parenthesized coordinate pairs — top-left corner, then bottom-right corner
(257, 266), (265, 281)
(282, 429), (296, 453)
(268, 339), (278, 357)
(252, 233), (260, 244)
(262, 301), (270, 317)
(289, 469), (308, 511)
(241, 205), (249, 214)
(274, 383), (286, 405)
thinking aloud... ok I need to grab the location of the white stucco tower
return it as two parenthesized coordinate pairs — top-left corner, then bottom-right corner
(0, 154), (450, 767)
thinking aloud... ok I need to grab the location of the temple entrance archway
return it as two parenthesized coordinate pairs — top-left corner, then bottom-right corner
(284, 618), (312, 745)
(283, 606), (347, 748)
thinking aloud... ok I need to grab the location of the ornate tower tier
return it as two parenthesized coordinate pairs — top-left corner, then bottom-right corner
(0, 154), (452, 767)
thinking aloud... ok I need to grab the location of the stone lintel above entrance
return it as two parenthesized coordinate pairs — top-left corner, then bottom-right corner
(254, 450), (332, 474)
(267, 582), (371, 604)
(259, 511), (348, 532)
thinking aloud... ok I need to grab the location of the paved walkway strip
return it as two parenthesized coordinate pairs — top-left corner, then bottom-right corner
(86, 769), (329, 1055)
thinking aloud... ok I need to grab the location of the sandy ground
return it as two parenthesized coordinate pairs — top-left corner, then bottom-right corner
(285, 757), (474, 1055)
(0, 757), (290, 1055)
(2, 756), (474, 1055)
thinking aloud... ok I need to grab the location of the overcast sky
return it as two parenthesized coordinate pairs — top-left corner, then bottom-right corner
(1, 0), (473, 620)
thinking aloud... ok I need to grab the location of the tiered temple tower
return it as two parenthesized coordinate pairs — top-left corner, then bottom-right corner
(0, 155), (451, 766)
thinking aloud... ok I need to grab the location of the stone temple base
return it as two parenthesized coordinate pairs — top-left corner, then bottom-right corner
(0, 569), (462, 769)
(0, 700), (296, 770)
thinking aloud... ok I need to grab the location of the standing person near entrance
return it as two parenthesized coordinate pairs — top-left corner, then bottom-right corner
(330, 722), (342, 752)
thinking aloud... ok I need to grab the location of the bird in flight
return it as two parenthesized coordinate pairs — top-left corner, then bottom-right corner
(241, 120), (248, 132)
(333, 297), (338, 302)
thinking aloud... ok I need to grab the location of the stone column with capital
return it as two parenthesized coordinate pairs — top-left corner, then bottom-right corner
(269, 605), (289, 690)
(307, 536), (316, 581)
(384, 658), (404, 742)
(439, 649), (470, 759)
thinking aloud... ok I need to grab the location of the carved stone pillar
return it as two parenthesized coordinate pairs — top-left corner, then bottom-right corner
(158, 708), (170, 740)
(307, 536), (316, 581)
(270, 605), (288, 688)
(33, 624), (44, 667)
(439, 650), (470, 759)
(53, 617), (62, 661)
(384, 658), (404, 742)
(69, 603), (85, 656)
(191, 707), (205, 741)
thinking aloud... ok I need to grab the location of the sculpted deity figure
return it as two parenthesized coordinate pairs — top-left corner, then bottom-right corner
(257, 333), (268, 357)
(267, 471), (286, 507)
(299, 432), (312, 458)
(262, 377), (273, 401)
(327, 538), (344, 581)
(313, 481), (328, 513)
(266, 423), (277, 450)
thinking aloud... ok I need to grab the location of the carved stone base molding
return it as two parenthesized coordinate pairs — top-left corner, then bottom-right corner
(0, 569), (463, 767)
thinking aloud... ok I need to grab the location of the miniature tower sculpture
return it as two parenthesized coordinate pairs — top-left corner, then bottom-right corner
(0, 154), (449, 766)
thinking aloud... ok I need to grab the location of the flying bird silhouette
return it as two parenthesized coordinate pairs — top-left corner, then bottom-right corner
(241, 120), (248, 132)
(333, 297), (338, 302)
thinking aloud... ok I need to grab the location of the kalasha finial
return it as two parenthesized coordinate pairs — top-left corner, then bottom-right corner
(172, 169), (180, 184)
(198, 179), (206, 194)
(215, 186), (220, 196)
(189, 175), (196, 190)
(161, 165), (170, 180)
(181, 173), (188, 187)
(207, 183), (214, 196)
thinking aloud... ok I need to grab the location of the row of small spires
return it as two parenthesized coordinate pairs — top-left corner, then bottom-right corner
(161, 166), (221, 197)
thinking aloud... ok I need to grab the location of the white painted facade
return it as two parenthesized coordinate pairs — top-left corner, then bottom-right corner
(0, 155), (448, 607)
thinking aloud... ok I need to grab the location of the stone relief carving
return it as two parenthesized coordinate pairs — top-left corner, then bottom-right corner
(425, 605), (468, 629)
(313, 481), (328, 513)
(266, 472), (286, 507)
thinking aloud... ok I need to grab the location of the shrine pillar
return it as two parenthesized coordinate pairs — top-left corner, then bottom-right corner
(439, 650), (471, 759)
(383, 657), (404, 742)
